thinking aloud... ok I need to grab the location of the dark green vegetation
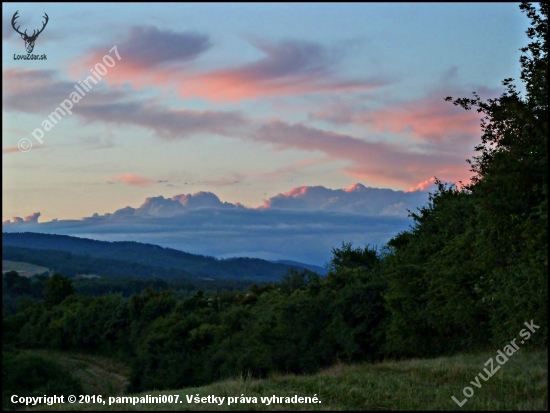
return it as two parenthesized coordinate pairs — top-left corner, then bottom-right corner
(2, 3), (547, 410)
(2, 347), (84, 411)
(3, 349), (129, 411)
(2, 233), (319, 282)
(32, 350), (549, 411)
(1, 269), (254, 317)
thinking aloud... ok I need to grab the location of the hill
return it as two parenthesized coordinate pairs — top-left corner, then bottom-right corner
(2, 232), (321, 282)
(2, 260), (50, 277)
(271, 260), (328, 276)
(30, 349), (547, 410)
(2, 245), (196, 281)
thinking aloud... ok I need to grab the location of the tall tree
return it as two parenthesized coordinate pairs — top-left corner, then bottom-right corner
(43, 273), (74, 308)
(444, 2), (548, 344)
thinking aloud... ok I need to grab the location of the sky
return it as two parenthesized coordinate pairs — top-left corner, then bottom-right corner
(2, 3), (530, 265)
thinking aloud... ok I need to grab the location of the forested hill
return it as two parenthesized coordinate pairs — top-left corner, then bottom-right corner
(2, 232), (319, 282)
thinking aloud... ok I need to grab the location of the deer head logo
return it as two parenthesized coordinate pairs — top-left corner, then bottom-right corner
(11, 10), (49, 54)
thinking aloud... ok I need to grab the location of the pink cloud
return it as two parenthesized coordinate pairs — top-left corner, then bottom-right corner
(178, 39), (387, 101)
(357, 96), (481, 143)
(405, 177), (437, 192)
(24, 212), (41, 223)
(69, 25), (210, 88)
(254, 120), (471, 188)
(3, 146), (22, 154)
(3, 144), (44, 154)
(71, 38), (387, 103)
(312, 90), (482, 144)
(112, 174), (154, 187)
(258, 182), (430, 216)
(178, 69), (382, 103)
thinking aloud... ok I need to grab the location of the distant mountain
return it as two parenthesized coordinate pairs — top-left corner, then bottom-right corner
(271, 260), (328, 276)
(2, 245), (195, 281)
(2, 232), (323, 282)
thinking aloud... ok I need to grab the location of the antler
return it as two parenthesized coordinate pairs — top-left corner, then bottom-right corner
(11, 10), (26, 37)
(31, 13), (49, 39)
(11, 11), (49, 40)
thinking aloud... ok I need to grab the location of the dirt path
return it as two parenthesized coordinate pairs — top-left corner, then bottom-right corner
(32, 350), (129, 396)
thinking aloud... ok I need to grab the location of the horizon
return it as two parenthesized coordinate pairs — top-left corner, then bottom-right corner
(2, 3), (529, 264)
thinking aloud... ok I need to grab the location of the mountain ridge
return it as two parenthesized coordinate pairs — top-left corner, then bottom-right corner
(2, 232), (323, 282)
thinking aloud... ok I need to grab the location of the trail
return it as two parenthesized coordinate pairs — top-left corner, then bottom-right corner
(33, 350), (129, 396)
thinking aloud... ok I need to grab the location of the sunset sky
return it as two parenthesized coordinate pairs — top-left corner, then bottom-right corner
(2, 3), (530, 264)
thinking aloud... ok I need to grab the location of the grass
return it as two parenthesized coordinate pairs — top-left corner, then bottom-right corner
(2, 260), (49, 277)
(29, 348), (547, 411)
(30, 350), (129, 397)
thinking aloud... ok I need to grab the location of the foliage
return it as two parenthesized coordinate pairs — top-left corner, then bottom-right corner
(43, 273), (74, 308)
(2, 346), (83, 410)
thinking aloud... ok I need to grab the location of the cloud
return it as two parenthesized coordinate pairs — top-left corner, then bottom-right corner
(3, 212), (41, 224)
(98, 192), (239, 219)
(135, 196), (186, 216)
(2, 68), (248, 141)
(172, 192), (237, 209)
(260, 182), (429, 216)
(253, 120), (469, 187)
(2, 184), (431, 265)
(309, 71), (502, 151)
(111, 174), (154, 187)
(354, 94), (483, 146)
(76, 26), (211, 70)
(24, 212), (41, 223)
(78, 102), (247, 140)
(113, 26), (211, 68)
(405, 177), (438, 193)
(313, 91), (480, 141)
(177, 39), (388, 102)
(2, 68), (125, 113)
(3, 143), (45, 154)
(3, 146), (22, 154)
(69, 26), (212, 90)
(70, 37), (387, 102)
(2, 68), (473, 189)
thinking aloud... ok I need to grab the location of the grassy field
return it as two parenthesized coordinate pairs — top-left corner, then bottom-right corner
(2, 260), (49, 277)
(29, 348), (547, 411)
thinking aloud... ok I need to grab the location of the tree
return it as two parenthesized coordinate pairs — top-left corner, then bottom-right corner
(443, 2), (547, 345)
(326, 242), (379, 274)
(43, 273), (74, 308)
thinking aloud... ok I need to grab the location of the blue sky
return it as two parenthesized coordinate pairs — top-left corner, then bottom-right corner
(2, 3), (530, 264)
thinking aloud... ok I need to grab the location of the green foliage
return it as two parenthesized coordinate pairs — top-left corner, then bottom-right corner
(2, 346), (83, 410)
(43, 273), (74, 308)
(378, 2), (548, 356)
(382, 182), (490, 356)
(326, 242), (379, 273)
